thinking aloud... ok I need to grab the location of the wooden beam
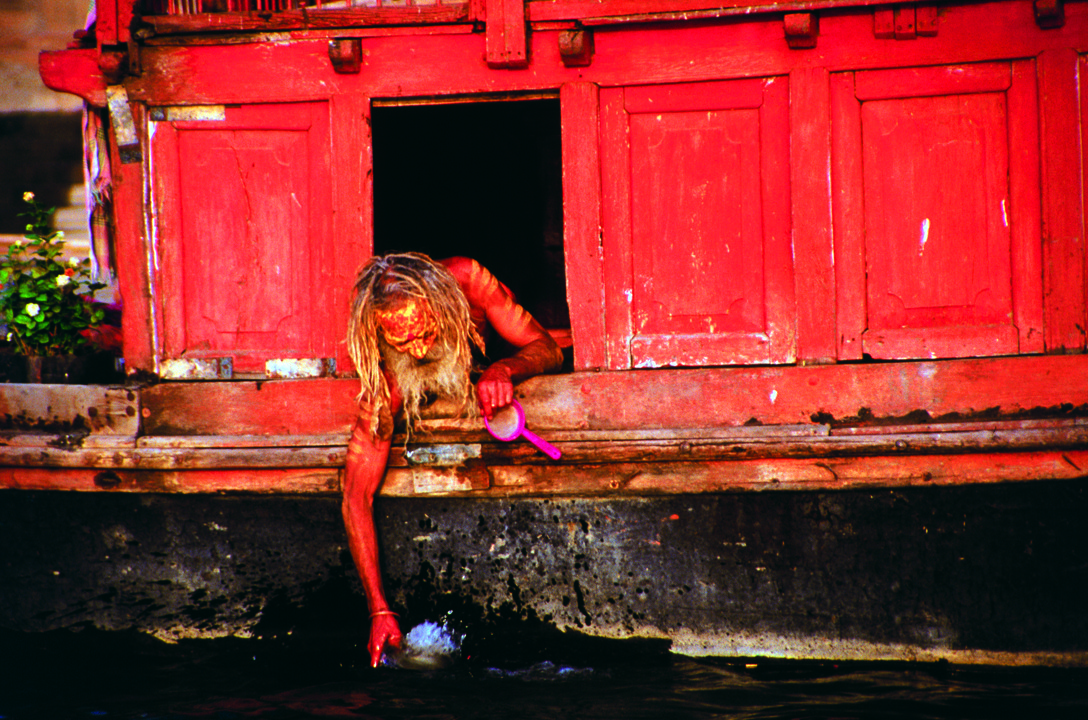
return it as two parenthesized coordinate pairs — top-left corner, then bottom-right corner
(1039, 48), (1087, 351)
(560, 82), (606, 370)
(37, 49), (107, 108)
(486, 0), (529, 69)
(134, 355), (1088, 437)
(518, 355), (1088, 431)
(141, 379), (359, 436)
(790, 66), (835, 363)
(0, 468), (338, 494)
(143, 7), (472, 35)
(380, 449), (1088, 496)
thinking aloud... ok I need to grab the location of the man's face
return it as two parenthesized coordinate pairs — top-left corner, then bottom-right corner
(375, 298), (439, 360)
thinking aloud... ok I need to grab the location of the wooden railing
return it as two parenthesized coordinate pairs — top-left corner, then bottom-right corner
(141, 0), (457, 13)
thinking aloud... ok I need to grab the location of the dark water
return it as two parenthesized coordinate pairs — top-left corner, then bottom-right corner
(2, 628), (1086, 720)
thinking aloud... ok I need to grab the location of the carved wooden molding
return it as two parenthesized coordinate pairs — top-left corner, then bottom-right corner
(559, 29), (594, 67)
(1034, 0), (1065, 28)
(874, 4), (939, 39)
(328, 38), (362, 74)
(784, 13), (819, 49)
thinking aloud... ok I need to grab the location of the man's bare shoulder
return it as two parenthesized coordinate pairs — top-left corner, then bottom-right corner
(439, 256), (481, 285)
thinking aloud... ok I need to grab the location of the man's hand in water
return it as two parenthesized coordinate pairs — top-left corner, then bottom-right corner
(370, 614), (403, 668)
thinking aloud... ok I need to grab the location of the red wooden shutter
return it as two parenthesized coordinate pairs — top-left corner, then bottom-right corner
(600, 77), (795, 369)
(832, 61), (1043, 360)
(152, 102), (334, 375)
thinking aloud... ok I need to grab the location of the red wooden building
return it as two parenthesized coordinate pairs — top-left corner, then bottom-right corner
(3, 0), (1088, 665)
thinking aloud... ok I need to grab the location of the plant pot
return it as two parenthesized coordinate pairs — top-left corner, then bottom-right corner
(25, 355), (87, 384)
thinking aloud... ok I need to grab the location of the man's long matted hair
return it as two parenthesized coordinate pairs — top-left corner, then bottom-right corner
(347, 252), (485, 435)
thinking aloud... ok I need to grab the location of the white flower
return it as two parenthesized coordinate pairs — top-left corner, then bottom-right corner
(13, 239), (23, 247)
(68, 257), (80, 266)
(25, 303), (40, 317)
(23, 191), (34, 202)
(54, 231), (65, 241)
(56, 274), (71, 287)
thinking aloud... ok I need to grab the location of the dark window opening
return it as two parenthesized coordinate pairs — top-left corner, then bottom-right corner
(371, 99), (569, 340)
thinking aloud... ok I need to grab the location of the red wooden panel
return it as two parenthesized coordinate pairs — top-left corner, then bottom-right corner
(1039, 48), (1087, 352)
(112, 103), (157, 373)
(560, 82), (607, 370)
(835, 62), (1043, 360)
(831, 71), (866, 361)
(603, 78), (794, 368)
(600, 87), (634, 370)
(1007, 59), (1044, 354)
(153, 102), (334, 374)
(1083, 52), (1088, 344)
(854, 63), (1010, 101)
(790, 66), (836, 364)
(329, 93), (374, 375)
(862, 91), (1013, 350)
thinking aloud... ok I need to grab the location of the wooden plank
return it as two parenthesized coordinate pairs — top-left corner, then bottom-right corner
(528, 0), (905, 24)
(1008, 58), (1045, 353)
(0, 446), (347, 470)
(853, 62), (1011, 100)
(113, 102), (157, 373)
(560, 82), (606, 370)
(486, 0), (529, 68)
(137, 434), (349, 448)
(599, 86), (634, 370)
(396, 425), (1088, 466)
(144, 7), (472, 34)
(0, 468), (339, 494)
(4, 428), (1085, 493)
(790, 66), (835, 363)
(1083, 53), (1088, 339)
(330, 92), (374, 375)
(95, 0), (120, 46)
(518, 354), (1088, 430)
(830, 71), (865, 360)
(123, 5), (1088, 107)
(378, 449), (1088, 496)
(1039, 48), (1087, 351)
(0, 385), (139, 436)
(6, 424), (1085, 471)
(136, 355), (1088, 437)
(141, 379), (359, 436)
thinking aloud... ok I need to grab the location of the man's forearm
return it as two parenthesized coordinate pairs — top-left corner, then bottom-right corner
(492, 336), (563, 385)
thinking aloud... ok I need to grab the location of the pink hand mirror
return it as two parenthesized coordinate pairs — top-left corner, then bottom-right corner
(484, 400), (562, 460)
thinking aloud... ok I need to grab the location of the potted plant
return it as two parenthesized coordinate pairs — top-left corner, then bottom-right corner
(1, 191), (107, 383)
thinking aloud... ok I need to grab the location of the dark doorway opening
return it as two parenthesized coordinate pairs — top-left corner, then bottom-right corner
(371, 99), (569, 334)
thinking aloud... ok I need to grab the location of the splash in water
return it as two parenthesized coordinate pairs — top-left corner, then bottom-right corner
(385, 619), (463, 670)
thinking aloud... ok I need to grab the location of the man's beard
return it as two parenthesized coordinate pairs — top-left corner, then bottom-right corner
(380, 332), (475, 433)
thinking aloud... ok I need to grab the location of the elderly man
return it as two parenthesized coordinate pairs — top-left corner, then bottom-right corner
(343, 252), (563, 667)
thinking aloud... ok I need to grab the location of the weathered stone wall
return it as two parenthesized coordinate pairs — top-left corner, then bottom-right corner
(2, 481), (1086, 664)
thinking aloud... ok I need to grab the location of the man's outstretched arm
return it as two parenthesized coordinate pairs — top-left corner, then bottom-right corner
(445, 257), (564, 416)
(342, 397), (403, 667)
